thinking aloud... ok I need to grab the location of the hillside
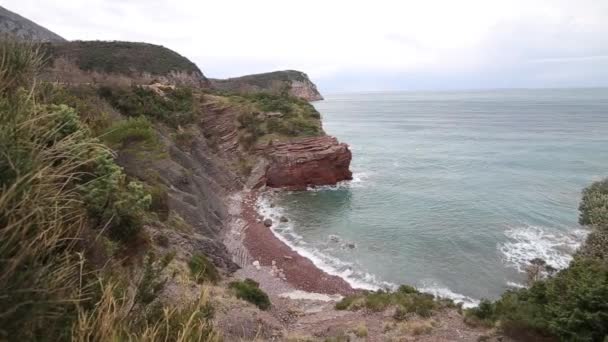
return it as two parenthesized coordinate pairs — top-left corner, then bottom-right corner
(211, 70), (324, 101)
(43, 41), (209, 87)
(1, 8), (607, 342)
(0, 6), (65, 42)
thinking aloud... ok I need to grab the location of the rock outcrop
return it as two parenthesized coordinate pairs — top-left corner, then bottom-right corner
(0, 6), (66, 42)
(210, 70), (323, 101)
(261, 136), (352, 190)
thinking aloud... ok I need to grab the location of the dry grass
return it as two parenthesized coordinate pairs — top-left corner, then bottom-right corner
(73, 282), (219, 342)
(351, 322), (368, 338)
(399, 320), (434, 335)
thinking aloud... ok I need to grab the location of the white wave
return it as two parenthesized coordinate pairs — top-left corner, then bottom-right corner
(306, 171), (371, 191)
(256, 194), (389, 291)
(418, 281), (480, 308)
(506, 281), (526, 289)
(498, 225), (588, 273)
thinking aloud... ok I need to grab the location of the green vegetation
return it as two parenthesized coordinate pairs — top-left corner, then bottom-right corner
(466, 178), (608, 341)
(189, 253), (220, 284)
(45, 40), (201, 75)
(230, 92), (322, 148)
(579, 178), (608, 229)
(103, 116), (159, 148)
(98, 85), (197, 128)
(335, 285), (450, 318)
(0, 36), (219, 341)
(228, 278), (271, 310)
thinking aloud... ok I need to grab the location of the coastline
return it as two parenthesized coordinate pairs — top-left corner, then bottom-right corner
(238, 191), (356, 296)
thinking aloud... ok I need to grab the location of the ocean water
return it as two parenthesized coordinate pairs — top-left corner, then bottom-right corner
(259, 88), (608, 306)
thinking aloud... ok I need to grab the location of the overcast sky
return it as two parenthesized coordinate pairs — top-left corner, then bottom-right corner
(3, 0), (608, 92)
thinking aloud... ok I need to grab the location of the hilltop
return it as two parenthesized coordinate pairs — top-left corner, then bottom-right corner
(42, 40), (209, 87)
(0, 6), (65, 42)
(211, 70), (324, 101)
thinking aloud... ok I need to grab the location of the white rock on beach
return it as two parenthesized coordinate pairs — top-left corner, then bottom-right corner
(252, 260), (261, 270)
(329, 234), (340, 243)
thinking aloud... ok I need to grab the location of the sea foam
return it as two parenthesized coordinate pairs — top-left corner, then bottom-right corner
(256, 191), (481, 307)
(498, 225), (588, 273)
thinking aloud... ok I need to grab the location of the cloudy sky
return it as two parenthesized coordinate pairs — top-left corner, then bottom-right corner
(3, 0), (608, 92)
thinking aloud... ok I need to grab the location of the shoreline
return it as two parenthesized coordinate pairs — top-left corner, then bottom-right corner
(240, 191), (356, 296)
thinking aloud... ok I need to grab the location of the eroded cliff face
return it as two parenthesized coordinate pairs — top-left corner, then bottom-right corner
(248, 136), (352, 190)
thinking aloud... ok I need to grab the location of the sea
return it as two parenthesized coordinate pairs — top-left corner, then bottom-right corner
(256, 88), (608, 307)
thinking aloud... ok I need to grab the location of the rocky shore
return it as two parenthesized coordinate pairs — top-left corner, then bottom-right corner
(240, 192), (355, 295)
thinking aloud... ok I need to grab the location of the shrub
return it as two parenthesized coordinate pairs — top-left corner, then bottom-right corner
(134, 253), (170, 305)
(335, 286), (440, 318)
(188, 254), (220, 284)
(0, 38), (96, 339)
(228, 278), (271, 310)
(80, 151), (151, 242)
(98, 85), (196, 128)
(103, 116), (159, 148)
(579, 178), (608, 229)
(351, 323), (368, 337)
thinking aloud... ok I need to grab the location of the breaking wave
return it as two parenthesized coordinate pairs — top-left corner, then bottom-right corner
(498, 225), (588, 273)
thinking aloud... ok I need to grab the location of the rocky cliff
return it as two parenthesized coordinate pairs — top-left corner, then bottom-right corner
(255, 136), (353, 190)
(0, 6), (65, 42)
(42, 41), (209, 87)
(210, 70), (324, 101)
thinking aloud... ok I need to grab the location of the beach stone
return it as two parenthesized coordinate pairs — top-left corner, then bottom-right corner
(346, 242), (356, 249)
(263, 218), (273, 227)
(280, 216), (289, 222)
(283, 255), (293, 260)
(252, 260), (261, 270)
(329, 234), (340, 243)
(270, 203), (275, 208)
(272, 260), (277, 266)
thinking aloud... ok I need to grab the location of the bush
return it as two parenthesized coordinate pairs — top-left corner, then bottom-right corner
(98, 85), (196, 128)
(579, 178), (608, 229)
(228, 278), (271, 310)
(103, 116), (159, 148)
(80, 150), (151, 243)
(335, 286), (440, 318)
(188, 254), (220, 284)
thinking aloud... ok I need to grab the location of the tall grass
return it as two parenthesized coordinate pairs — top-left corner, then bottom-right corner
(0, 36), (93, 339)
(0, 37), (219, 341)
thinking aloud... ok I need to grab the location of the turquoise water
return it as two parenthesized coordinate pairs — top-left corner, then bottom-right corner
(258, 88), (608, 306)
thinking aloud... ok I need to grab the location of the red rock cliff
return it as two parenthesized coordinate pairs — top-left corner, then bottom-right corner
(261, 136), (352, 190)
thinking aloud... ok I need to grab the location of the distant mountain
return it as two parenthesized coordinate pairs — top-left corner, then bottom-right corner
(211, 70), (323, 101)
(0, 6), (65, 42)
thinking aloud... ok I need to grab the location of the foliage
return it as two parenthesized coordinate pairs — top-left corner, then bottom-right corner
(579, 178), (608, 229)
(45, 40), (201, 75)
(188, 254), (220, 284)
(133, 252), (174, 306)
(335, 286), (441, 318)
(73, 282), (219, 342)
(102, 116), (159, 149)
(37, 83), (117, 136)
(0, 38), (93, 339)
(98, 85), (196, 128)
(80, 145), (151, 242)
(0, 35), (45, 95)
(0, 36), (219, 342)
(233, 92), (322, 149)
(228, 278), (271, 310)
